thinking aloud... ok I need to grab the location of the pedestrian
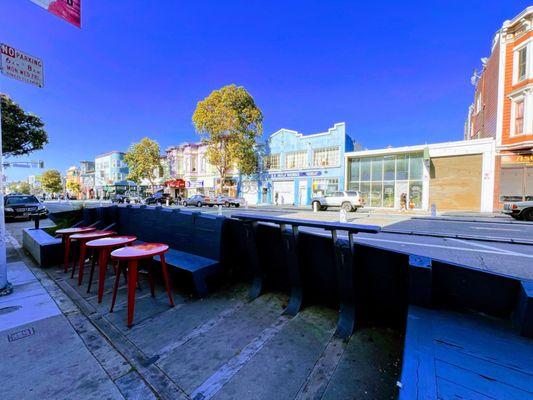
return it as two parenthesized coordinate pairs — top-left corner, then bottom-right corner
(275, 192), (279, 205)
(400, 193), (407, 212)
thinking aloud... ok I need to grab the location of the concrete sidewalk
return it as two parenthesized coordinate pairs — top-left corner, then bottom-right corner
(0, 232), (154, 400)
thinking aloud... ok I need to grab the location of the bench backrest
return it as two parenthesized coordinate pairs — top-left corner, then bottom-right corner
(115, 206), (223, 260)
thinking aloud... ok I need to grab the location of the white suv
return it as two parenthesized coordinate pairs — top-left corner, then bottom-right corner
(502, 200), (533, 221)
(311, 191), (364, 212)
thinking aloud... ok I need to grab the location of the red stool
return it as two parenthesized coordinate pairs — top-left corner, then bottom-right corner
(56, 227), (96, 273)
(110, 243), (175, 327)
(85, 235), (137, 303)
(69, 230), (116, 286)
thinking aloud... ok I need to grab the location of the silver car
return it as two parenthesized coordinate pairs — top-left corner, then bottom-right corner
(311, 191), (364, 212)
(502, 201), (533, 221)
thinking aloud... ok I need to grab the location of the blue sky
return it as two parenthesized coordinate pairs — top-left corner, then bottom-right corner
(0, 0), (530, 181)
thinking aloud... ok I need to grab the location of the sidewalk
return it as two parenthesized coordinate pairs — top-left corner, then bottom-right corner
(0, 231), (154, 400)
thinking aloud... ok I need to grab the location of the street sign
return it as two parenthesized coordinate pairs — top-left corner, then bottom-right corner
(29, 0), (81, 28)
(0, 44), (44, 88)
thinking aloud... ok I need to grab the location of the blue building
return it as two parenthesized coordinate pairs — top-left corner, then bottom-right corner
(256, 122), (354, 206)
(94, 151), (130, 198)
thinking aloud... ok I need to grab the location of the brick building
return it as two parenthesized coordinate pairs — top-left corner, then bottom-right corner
(465, 6), (533, 207)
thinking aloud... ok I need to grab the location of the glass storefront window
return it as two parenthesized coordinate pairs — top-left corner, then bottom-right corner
(359, 182), (370, 204)
(312, 179), (339, 197)
(383, 182), (395, 207)
(348, 181), (360, 191)
(370, 182), (383, 207)
(396, 155), (408, 180)
(384, 156), (395, 180)
(409, 154), (423, 180)
(349, 159), (360, 183)
(409, 181), (423, 209)
(371, 157), (383, 181)
(347, 152), (424, 209)
(361, 158), (371, 181)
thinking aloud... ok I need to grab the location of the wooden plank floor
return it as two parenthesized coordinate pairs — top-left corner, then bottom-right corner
(398, 306), (533, 400)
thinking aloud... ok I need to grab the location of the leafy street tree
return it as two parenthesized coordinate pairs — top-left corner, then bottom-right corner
(1, 94), (48, 157)
(66, 180), (81, 197)
(7, 181), (31, 194)
(40, 170), (63, 194)
(124, 137), (161, 188)
(192, 84), (263, 193)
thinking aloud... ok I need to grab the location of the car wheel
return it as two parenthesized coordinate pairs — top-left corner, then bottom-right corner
(341, 202), (353, 212)
(235, 203), (240, 208)
(322, 206), (328, 211)
(522, 208), (533, 222)
(224, 201), (230, 207)
(197, 202), (202, 207)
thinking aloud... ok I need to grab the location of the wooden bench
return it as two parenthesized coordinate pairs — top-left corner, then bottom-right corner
(153, 250), (221, 297)
(115, 207), (224, 297)
(23, 228), (63, 267)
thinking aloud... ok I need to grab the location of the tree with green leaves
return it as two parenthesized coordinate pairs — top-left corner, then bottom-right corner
(7, 181), (31, 194)
(1, 94), (48, 157)
(124, 137), (161, 188)
(40, 170), (63, 194)
(66, 180), (80, 197)
(192, 84), (263, 193)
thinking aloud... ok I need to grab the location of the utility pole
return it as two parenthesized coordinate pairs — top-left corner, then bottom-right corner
(0, 92), (12, 295)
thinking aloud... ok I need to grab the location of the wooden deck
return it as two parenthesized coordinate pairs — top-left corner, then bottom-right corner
(398, 306), (533, 400)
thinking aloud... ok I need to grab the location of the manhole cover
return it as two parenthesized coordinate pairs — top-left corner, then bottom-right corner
(8, 327), (35, 342)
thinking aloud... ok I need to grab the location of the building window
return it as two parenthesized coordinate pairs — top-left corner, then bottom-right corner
(285, 151), (307, 169)
(514, 100), (525, 136)
(518, 46), (527, 82)
(312, 178), (339, 197)
(264, 154), (280, 170)
(347, 152), (424, 209)
(312, 147), (339, 167)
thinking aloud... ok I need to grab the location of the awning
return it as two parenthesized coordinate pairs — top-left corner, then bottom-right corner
(164, 179), (186, 188)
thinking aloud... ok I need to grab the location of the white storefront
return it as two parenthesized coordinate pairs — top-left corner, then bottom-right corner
(345, 138), (496, 212)
(272, 180), (295, 205)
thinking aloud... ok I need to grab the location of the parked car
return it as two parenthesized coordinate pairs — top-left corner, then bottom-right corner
(145, 192), (174, 206)
(311, 191), (364, 212)
(111, 194), (129, 204)
(502, 200), (533, 221)
(216, 195), (245, 208)
(182, 194), (212, 207)
(4, 194), (48, 221)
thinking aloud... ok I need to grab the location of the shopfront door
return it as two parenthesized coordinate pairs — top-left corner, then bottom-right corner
(299, 181), (308, 206)
(272, 181), (294, 205)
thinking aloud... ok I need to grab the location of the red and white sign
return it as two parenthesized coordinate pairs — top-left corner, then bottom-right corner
(29, 0), (81, 28)
(0, 44), (44, 88)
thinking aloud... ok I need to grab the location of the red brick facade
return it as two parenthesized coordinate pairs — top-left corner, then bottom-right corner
(466, 7), (533, 208)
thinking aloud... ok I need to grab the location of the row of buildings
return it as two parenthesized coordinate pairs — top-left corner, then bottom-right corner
(63, 7), (531, 212)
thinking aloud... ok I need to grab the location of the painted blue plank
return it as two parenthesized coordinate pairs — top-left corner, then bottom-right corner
(435, 360), (532, 400)
(429, 312), (533, 374)
(437, 377), (495, 400)
(435, 344), (533, 394)
(398, 306), (438, 400)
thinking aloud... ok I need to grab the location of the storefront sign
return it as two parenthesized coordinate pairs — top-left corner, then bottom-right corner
(269, 171), (322, 179)
(186, 181), (204, 188)
(29, 0), (81, 27)
(164, 179), (185, 188)
(0, 44), (44, 88)
(501, 154), (533, 166)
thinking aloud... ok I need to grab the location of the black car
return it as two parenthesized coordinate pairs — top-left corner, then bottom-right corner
(145, 192), (174, 206)
(4, 195), (48, 221)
